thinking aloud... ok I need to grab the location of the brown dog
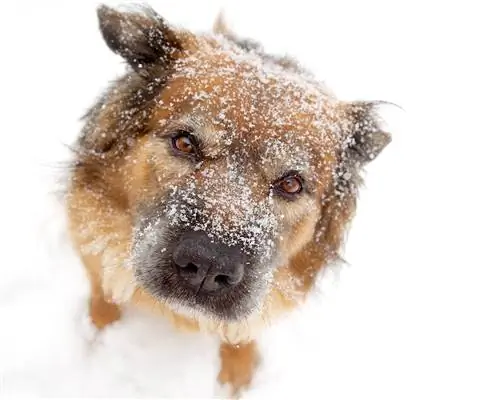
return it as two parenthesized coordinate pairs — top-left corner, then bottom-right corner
(65, 4), (391, 397)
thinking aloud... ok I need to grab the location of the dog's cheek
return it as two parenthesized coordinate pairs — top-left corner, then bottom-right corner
(122, 136), (192, 207)
(275, 199), (320, 260)
(262, 211), (321, 311)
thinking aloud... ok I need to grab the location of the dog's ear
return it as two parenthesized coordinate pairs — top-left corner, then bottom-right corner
(97, 5), (186, 76)
(338, 101), (392, 167)
(313, 102), (392, 260)
(213, 11), (231, 36)
(332, 101), (392, 200)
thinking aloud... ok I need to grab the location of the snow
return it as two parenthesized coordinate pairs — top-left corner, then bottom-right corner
(1, 0), (500, 399)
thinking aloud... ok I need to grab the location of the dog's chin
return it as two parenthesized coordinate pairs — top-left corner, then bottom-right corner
(164, 295), (259, 323)
(135, 268), (263, 322)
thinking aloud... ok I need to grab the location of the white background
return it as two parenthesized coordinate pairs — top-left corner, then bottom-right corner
(0, 0), (499, 398)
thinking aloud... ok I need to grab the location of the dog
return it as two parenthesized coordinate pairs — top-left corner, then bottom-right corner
(65, 4), (391, 397)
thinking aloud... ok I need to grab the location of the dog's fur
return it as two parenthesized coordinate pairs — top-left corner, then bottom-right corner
(65, 4), (391, 397)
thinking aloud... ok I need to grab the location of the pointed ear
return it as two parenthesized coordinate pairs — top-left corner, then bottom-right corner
(213, 11), (231, 36)
(212, 11), (263, 53)
(97, 5), (184, 76)
(333, 101), (392, 202)
(339, 101), (392, 166)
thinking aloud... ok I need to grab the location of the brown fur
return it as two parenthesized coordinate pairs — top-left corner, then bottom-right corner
(218, 341), (260, 398)
(66, 5), (391, 397)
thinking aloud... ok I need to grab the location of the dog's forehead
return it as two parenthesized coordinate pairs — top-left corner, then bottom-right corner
(153, 40), (340, 171)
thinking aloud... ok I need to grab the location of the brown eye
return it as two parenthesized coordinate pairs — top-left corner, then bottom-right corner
(171, 132), (197, 156)
(274, 173), (303, 198)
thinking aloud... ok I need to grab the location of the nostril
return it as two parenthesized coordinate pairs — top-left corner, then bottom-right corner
(201, 270), (243, 293)
(176, 262), (206, 287)
(176, 262), (200, 280)
(213, 274), (231, 287)
(182, 263), (198, 275)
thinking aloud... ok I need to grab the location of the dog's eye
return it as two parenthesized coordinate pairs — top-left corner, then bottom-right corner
(273, 173), (303, 198)
(171, 132), (197, 156)
(279, 176), (302, 194)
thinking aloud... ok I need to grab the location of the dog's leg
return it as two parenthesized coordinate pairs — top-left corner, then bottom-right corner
(218, 340), (260, 398)
(84, 256), (122, 330)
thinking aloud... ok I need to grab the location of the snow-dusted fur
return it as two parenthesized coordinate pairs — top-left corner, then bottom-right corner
(62, 4), (391, 396)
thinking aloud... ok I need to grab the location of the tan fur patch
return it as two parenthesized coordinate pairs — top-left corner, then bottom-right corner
(218, 341), (260, 398)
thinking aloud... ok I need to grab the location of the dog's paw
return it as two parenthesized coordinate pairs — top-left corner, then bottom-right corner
(73, 296), (122, 349)
(89, 296), (122, 330)
(217, 371), (251, 399)
(214, 381), (236, 399)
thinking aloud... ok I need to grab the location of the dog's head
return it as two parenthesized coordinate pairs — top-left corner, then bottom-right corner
(68, 5), (391, 324)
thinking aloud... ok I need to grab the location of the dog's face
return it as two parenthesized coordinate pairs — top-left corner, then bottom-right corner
(129, 54), (340, 320)
(69, 6), (390, 324)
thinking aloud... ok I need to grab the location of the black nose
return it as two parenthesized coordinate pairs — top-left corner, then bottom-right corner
(173, 231), (245, 294)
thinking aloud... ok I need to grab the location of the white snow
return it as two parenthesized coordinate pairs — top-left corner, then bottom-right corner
(1, 0), (499, 399)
